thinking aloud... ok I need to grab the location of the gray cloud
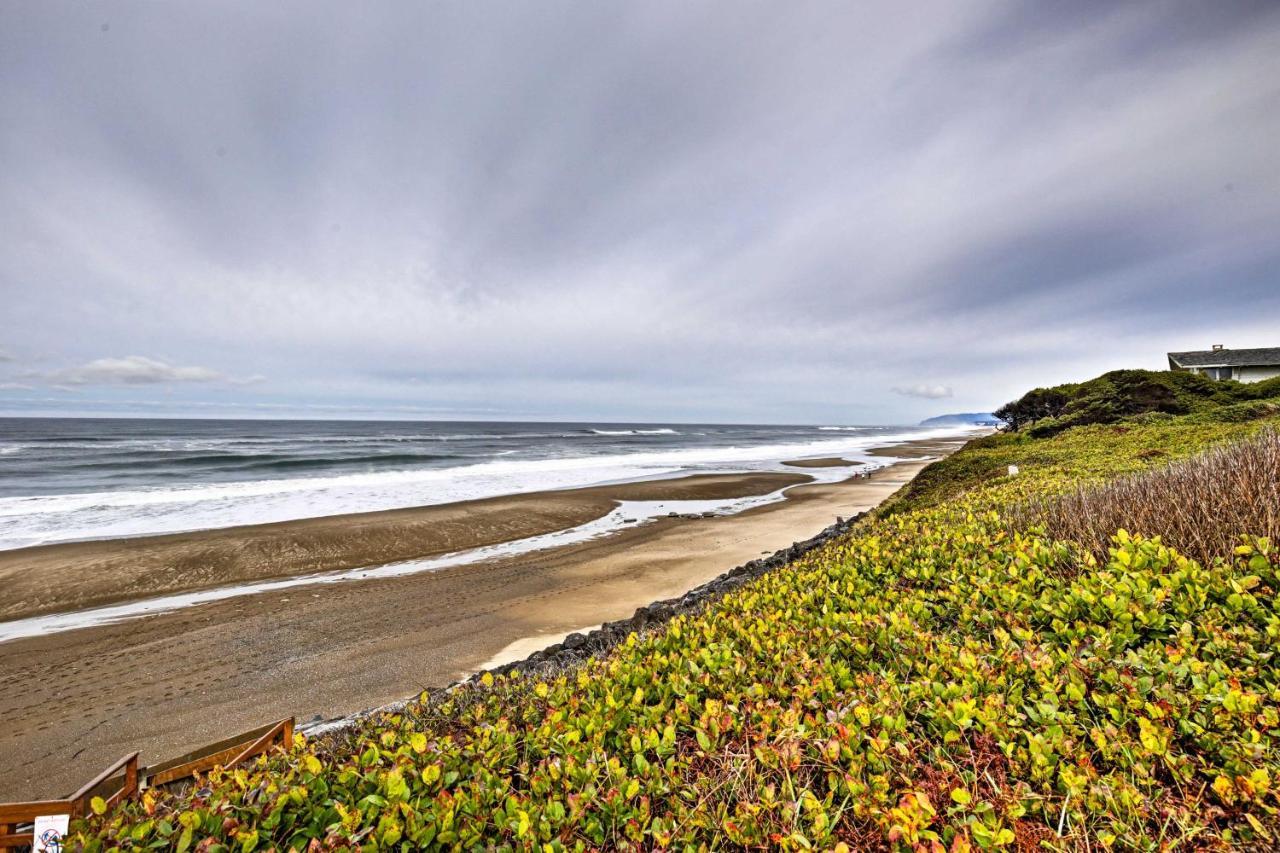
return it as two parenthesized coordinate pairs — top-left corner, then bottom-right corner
(2, 2), (1279, 421)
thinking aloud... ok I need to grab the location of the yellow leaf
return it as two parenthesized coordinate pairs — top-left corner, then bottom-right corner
(90, 796), (107, 815)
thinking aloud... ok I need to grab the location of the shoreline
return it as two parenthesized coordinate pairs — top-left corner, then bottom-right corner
(0, 434), (970, 799)
(0, 471), (812, 622)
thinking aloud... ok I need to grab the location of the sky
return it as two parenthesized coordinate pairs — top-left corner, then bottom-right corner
(2, 1), (1279, 424)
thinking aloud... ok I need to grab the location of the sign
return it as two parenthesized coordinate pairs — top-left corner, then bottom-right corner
(33, 814), (70, 853)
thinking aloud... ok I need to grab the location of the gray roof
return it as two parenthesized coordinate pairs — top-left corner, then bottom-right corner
(1168, 347), (1280, 368)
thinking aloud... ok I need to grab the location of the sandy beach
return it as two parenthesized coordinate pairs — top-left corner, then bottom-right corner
(0, 435), (967, 799)
(0, 471), (810, 620)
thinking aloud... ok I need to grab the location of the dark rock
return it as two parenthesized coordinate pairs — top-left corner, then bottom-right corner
(563, 632), (586, 650)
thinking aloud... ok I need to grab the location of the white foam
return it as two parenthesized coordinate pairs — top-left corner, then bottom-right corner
(817, 426), (886, 431)
(0, 426), (978, 550)
(589, 428), (679, 436)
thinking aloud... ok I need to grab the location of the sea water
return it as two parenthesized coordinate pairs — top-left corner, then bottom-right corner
(0, 418), (973, 551)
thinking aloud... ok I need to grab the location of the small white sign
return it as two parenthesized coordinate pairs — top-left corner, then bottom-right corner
(33, 814), (69, 853)
(1007, 464), (1020, 476)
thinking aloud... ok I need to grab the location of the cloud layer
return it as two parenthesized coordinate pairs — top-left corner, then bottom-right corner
(42, 356), (229, 386)
(893, 385), (954, 401)
(2, 2), (1279, 421)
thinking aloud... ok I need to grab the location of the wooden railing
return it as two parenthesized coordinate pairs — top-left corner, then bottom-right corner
(0, 718), (292, 849)
(0, 752), (138, 850)
(145, 717), (294, 790)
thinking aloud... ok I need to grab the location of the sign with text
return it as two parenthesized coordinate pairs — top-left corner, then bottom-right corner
(33, 814), (70, 853)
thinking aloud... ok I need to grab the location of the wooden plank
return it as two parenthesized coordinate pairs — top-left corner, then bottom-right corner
(143, 719), (281, 788)
(1, 831), (36, 850)
(0, 819), (32, 852)
(0, 801), (71, 823)
(227, 718), (290, 768)
(148, 742), (249, 788)
(0, 801), (73, 850)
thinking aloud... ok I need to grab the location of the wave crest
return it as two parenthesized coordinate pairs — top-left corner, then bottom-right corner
(589, 428), (679, 436)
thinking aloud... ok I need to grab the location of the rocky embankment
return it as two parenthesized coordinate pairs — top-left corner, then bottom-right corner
(480, 511), (866, 679)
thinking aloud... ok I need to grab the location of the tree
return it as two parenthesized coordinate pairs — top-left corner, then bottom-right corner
(993, 386), (1071, 431)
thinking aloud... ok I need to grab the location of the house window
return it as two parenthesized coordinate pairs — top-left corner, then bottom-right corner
(1204, 367), (1234, 381)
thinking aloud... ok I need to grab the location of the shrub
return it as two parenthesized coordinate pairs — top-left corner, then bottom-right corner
(995, 368), (1280, 435)
(993, 385), (1075, 431)
(1009, 429), (1280, 567)
(1189, 399), (1280, 424)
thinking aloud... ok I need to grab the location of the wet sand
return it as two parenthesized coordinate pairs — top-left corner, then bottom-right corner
(0, 436), (967, 799)
(782, 457), (856, 468)
(0, 472), (809, 620)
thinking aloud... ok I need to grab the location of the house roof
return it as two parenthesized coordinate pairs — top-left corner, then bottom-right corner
(1168, 347), (1280, 368)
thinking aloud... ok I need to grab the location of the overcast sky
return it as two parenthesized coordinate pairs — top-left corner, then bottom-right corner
(2, 2), (1279, 423)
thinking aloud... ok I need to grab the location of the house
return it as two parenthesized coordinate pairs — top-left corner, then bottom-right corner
(1167, 345), (1280, 383)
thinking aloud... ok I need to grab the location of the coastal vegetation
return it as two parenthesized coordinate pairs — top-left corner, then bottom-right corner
(76, 372), (1280, 850)
(991, 368), (1280, 436)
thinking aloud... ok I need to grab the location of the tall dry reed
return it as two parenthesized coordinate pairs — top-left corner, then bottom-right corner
(1009, 429), (1280, 566)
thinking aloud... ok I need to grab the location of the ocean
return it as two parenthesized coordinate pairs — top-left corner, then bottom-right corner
(0, 418), (968, 552)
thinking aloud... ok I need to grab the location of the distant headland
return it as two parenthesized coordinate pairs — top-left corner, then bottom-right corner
(918, 411), (998, 427)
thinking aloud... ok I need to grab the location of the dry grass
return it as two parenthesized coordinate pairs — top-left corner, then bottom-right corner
(1010, 429), (1280, 566)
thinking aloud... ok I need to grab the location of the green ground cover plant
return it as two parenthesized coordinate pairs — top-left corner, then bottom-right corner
(75, 391), (1280, 851)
